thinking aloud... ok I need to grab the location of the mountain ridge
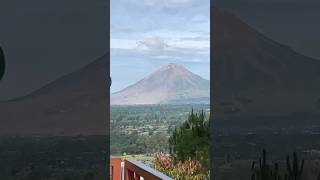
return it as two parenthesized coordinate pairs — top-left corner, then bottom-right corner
(213, 10), (320, 116)
(111, 63), (210, 105)
(0, 55), (108, 135)
(0, 56), (107, 103)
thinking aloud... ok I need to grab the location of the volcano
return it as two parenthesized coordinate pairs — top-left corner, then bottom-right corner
(111, 63), (210, 105)
(213, 10), (320, 116)
(1, 9), (320, 135)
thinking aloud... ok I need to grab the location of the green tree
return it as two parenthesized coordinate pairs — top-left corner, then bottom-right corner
(168, 109), (210, 170)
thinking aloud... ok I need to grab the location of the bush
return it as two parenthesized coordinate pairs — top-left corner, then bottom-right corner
(168, 110), (210, 170)
(153, 153), (207, 180)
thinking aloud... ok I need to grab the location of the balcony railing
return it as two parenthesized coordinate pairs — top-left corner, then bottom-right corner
(110, 157), (173, 180)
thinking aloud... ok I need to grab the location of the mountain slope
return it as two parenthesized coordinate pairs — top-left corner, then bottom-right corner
(213, 10), (320, 116)
(111, 64), (210, 105)
(0, 55), (108, 135)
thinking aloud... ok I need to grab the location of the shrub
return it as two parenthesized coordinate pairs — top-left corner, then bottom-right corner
(153, 153), (207, 180)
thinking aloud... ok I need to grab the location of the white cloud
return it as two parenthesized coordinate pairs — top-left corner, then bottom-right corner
(111, 33), (210, 53)
(137, 37), (169, 50)
(110, 0), (210, 91)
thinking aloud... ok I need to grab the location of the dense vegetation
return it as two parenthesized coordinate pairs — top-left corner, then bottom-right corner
(110, 104), (210, 155)
(0, 136), (107, 180)
(111, 105), (210, 179)
(153, 110), (210, 179)
(251, 149), (320, 180)
(169, 110), (210, 170)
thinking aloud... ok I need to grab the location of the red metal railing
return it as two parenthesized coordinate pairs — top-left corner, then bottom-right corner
(110, 157), (173, 180)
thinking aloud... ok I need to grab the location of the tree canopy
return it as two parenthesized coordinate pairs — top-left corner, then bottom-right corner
(168, 109), (210, 169)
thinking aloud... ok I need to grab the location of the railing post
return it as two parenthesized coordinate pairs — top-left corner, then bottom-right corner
(126, 169), (135, 180)
(110, 157), (123, 180)
(121, 161), (125, 180)
(135, 173), (141, 180)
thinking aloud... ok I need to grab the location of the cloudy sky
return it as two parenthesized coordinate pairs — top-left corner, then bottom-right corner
(110, 0), (210, 93)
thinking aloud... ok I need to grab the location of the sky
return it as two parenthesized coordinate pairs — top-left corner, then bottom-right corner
(216, 0), (320, 61)
(0, 0), (107, 100)
(110, 0), (210, 93)
(1, 0), (319, 99)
